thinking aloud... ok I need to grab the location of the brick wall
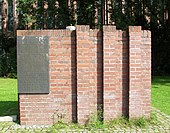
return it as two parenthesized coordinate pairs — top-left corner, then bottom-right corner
(17, 25), (151, 125)
(18, 30), (76, 125)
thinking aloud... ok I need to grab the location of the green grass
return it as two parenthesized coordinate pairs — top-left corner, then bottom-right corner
(0, 78), (18, 116)
(152, 76), (170, 115)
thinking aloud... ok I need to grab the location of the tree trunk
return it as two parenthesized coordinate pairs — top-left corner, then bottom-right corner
(168, 1), (170, 26)
(13, 0), (17, 34)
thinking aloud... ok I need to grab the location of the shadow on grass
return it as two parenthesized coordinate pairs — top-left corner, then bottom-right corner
(0, 101), (18, 116)
(152, 76), (170, 86)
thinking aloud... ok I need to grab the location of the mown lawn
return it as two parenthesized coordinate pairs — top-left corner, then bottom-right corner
(0, 76), (169, 116)
(151, 76), (170, 115)
(0, 78), (18, 116)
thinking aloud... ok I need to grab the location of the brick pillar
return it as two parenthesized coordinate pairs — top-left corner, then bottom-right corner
(76, 26), (98, 124)
(129, 26), (151, 118)
(141, 31), (151, 117)
(49, 30), (76, 122)
(129, 26), (142, 118)
(103, 26), (124, 120)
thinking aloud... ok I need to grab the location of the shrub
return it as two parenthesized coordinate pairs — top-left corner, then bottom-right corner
(0, 33), (17, 78)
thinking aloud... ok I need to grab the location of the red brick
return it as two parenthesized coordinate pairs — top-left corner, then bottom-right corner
(18, 25), (151, 126)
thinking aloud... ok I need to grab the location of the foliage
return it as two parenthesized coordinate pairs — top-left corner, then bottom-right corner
(0, 33), (17, 78)
(77, 0), (97, 28)
(48, 112), (159, 131)
(85, 109), (105, 129)
(17, 0), (100, 29)
(105, 113), (159, 128)
(17, 0), (72, 29)
(17, 0), (37, 29)
(16, 0), (169, 30)
(109, 0), (169, 30)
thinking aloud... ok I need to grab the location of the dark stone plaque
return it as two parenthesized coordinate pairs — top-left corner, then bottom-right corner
(17, 36), (49, 93)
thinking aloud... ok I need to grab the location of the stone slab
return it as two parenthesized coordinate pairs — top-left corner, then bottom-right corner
(17, 36), (49, 93)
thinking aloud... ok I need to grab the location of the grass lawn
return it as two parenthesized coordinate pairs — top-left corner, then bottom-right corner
(152, 76), (170, 115)
(0, 78), (18, 116)
(0, 76), (169, 117)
